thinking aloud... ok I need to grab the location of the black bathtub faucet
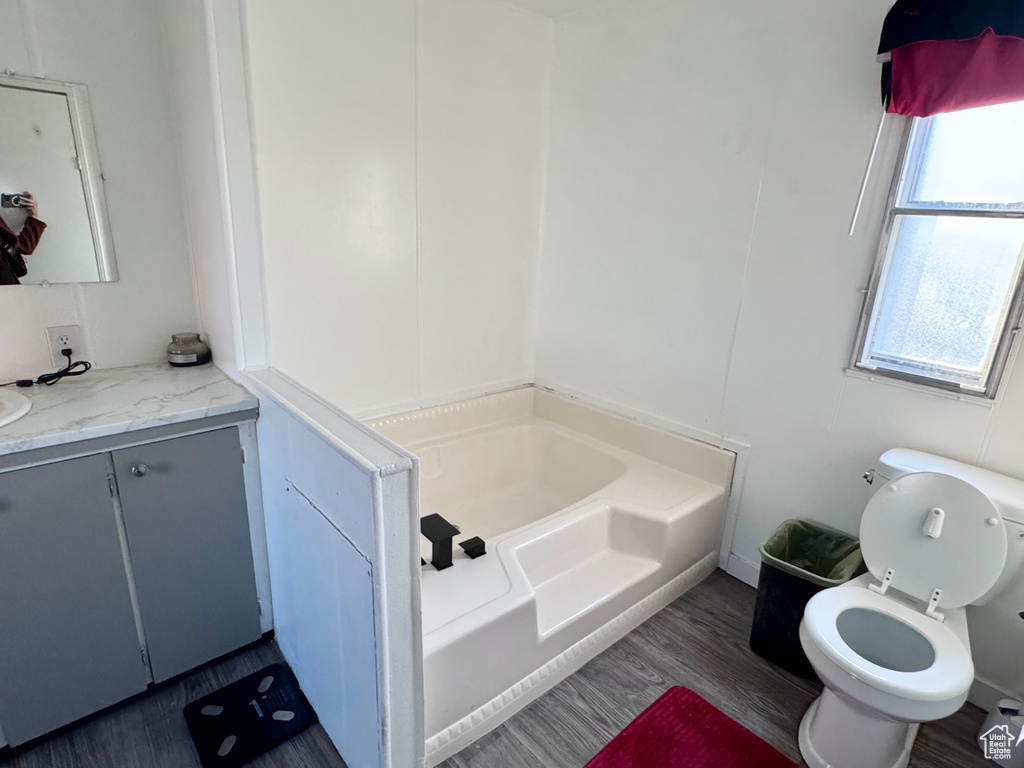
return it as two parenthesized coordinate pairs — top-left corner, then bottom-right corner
(421, 514), (460, 571)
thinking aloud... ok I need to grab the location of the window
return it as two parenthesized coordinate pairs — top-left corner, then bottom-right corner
(854, 100), (1024, 398)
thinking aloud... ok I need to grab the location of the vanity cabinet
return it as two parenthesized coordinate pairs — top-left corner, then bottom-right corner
(0, 426), (261, 746)
(0, 454), (149, 745)
(113, 428), (261, 683)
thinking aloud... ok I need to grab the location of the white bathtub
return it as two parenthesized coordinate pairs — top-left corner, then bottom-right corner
(369, 387), (734, 765)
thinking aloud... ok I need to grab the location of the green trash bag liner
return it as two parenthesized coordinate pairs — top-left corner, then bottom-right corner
(759, 519), (863, 588)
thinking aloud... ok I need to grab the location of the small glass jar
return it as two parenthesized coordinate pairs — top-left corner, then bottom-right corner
(166, 333), (212, 367)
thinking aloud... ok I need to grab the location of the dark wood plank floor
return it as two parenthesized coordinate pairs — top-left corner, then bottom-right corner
(441, 570), (990, 768)
(0, 570), (990, 768)
(0, 638), (345, 768)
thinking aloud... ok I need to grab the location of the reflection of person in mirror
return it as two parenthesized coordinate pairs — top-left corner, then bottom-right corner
(0, 192), (47, 285)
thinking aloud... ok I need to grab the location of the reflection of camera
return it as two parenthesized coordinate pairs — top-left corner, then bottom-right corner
(1, 193), (28, 208)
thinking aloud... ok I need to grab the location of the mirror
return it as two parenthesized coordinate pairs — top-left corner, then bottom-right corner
(0, 74), (117, 286)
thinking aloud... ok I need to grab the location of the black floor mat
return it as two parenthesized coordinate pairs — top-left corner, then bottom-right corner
(183, 662), (317, 768)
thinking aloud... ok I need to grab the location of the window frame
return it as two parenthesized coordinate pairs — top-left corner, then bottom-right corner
(850, 116), (1024, 400)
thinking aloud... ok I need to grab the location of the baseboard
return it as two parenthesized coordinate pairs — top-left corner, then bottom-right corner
(970, 675), (1021, 713)
(725, 553), (760, 587)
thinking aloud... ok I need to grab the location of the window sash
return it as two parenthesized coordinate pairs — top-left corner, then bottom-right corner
(895, 114), (1024, 215)
(851, 120), (1024, 399)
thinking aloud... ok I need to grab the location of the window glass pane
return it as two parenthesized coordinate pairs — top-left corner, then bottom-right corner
(863, 216), (1024, 386)
(899, 100), (1024, 211)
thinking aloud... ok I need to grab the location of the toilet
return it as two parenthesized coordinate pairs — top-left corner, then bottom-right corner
(798, 448), (1024, 768)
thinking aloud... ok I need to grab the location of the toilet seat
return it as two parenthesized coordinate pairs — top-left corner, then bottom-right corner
(802, 585), (974, 703)
(860, 472), (1006, 611)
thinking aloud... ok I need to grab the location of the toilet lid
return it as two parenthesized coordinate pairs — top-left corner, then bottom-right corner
(860, 472), (1007, 609)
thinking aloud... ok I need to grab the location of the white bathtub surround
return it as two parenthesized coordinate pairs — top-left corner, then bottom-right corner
(0, 363), (256, 456)
(243, 0), (551, 414)
(369, 386), (734, 764)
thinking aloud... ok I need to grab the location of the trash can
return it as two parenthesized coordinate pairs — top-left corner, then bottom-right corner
(750, 519), (864, 679)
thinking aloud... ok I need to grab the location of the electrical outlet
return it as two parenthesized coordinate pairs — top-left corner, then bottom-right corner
(45, 325), (84, 367)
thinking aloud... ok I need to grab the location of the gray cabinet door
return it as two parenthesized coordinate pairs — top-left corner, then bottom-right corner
(113, 427), (261, 683)
(0, 454), (148, 745)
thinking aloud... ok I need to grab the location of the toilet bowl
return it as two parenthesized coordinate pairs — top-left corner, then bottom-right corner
(799, 576), (974, 768)
(798, 463), (1011, 768)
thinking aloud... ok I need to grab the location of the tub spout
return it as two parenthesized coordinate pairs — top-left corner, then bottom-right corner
(421, 513), (460, 571)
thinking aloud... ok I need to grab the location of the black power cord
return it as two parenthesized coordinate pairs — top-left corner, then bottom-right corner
(0, 349), (92, 388)
(37, 348), (92, 385)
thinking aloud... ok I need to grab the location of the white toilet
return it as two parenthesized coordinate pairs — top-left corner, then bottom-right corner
(798, 448), (1024, 768)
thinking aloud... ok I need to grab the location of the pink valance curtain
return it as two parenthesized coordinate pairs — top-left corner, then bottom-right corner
(879, 0), (1024, 117)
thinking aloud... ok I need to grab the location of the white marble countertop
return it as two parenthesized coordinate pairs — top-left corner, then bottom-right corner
(0, 362), (258, 456)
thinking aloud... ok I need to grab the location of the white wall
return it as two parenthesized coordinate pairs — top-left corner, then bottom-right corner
(0, 0), (196, 381)
(534, 0), (1024, 576)
(159, 0), (269, 379)
(501, 0), (604, 19)
(536, 0), (788, 437)
(159, 0), (241, 376)
(243, 0), (551, 414)
(416, 0), (551, 405)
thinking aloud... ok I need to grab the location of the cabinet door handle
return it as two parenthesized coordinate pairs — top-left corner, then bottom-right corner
(130, 464), (148, 477)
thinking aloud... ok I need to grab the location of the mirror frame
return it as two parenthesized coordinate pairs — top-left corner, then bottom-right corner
(0, 73), (118, 283)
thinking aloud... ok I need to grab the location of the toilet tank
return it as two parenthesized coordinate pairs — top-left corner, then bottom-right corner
(875, 448), (1024, 604)
(875, 450), (1024, 708)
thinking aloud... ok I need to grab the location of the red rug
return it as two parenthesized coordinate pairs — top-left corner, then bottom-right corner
(584, 687), (800, 768)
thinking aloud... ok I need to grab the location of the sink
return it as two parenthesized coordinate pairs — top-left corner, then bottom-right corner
(0, 388), (31, 428)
